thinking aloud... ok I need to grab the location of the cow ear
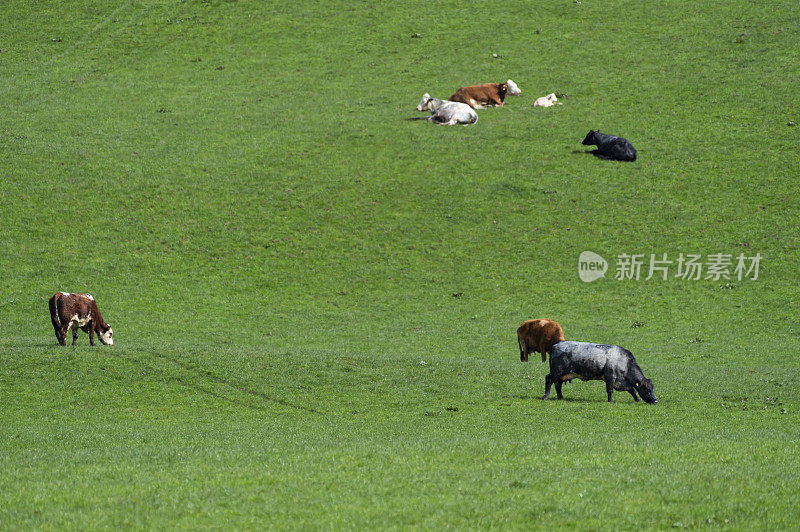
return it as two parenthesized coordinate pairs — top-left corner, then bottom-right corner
(635, 381), (639, 387)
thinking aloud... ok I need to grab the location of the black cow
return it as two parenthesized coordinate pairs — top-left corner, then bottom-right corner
(543, 341), (657, 403)
(581, 130), (637, 161)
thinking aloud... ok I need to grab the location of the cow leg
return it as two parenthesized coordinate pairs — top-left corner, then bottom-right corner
(539, 340), (547, 363)
(519, 338), (531, 363)
(53, 323), (65, 345)
(605, 378), (614, 402)
(72, 328), (78, 346)
(542, 374), (554, 400)
(555, 380), (564, 400)
(87, 326), (95, 346)
(628, 389), (640, 402)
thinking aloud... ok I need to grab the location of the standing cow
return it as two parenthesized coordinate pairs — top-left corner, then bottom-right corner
(48, 292), (114, 346)
(543, 341), (657, 403)
(517, 319), (565, 362)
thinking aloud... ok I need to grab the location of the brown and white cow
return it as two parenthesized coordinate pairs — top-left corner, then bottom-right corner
(517, 318), (564, 363)
(449, 79), (521, 109)
(48, 292), (113, 346)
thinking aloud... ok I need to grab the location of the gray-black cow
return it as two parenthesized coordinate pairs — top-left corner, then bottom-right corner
(581, 130), (637, 161)
(542, 341), (657, 403)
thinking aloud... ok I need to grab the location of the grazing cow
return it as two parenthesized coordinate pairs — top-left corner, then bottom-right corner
(518, 319), (565, 363)
(581, 130), (637, 161)
(449, 79), (521, 109)
(533, 93), (558, 107)
(415, 94), (478, 125)
(48, 292), (113, 346)
(543, 341), (657, 403)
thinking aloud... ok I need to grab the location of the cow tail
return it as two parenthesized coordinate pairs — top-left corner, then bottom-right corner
(49, 295), (61, 328)
(56, 296), (66, 328)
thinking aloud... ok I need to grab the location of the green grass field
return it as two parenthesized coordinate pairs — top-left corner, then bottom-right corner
(2, 0), (799, 528)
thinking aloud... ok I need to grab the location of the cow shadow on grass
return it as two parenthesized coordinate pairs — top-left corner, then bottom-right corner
(511, 394), (609, 404)
(29, 341), (97, 350)
(543, 395), (646, 404)
(542, 397), (615, 403)
(572, 149), (638, 162)
(572, 149), (611, 160)
(34, 341), (62, 347)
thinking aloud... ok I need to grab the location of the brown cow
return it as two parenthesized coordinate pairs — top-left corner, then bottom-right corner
(449, 79), (521, 109)
(517, 319), (564, 363)
(48, 292), (113, 346)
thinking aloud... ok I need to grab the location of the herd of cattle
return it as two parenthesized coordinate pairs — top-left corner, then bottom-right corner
(414, 79), (521, 125)
(45, 83), (646, 401)
(415, 78), (637, 161)
(48, 293), (657, 404)
(45, 79), (647, 400)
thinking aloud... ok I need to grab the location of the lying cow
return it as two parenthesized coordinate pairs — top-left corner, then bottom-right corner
(542, 341), (657, 403)
(449, 79), (521, 109)
(581, 130), (637, 161)
(48, 292), (114, 346)
(517, 319), (565, 363)
(415, 94), (478, 125)
(533, 93), (558, 107)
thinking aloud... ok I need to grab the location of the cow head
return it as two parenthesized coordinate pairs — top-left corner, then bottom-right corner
(582, 130), (598, 145)
(98, 326), (114, 345)
(506, 79), (521, 96)
(634, 378), (657, 404)
(416, 93), (432, 112)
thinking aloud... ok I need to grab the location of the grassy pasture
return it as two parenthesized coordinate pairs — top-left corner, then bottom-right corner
(1, 0), (799, 528)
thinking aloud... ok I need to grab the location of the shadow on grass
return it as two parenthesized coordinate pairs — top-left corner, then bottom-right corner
(18, 341), (97, 349)
(32, 341), (62, 347)
(127, 351), (327, 416)
(571, 148), (605, 159)
(541, 396), (641, 404)
(570, 149), (635, 162)
(512, 393), (613, 404)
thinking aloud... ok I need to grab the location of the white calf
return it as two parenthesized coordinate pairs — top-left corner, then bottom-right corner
(415, 94), (478, 125)
(533, 93), (559, 107)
